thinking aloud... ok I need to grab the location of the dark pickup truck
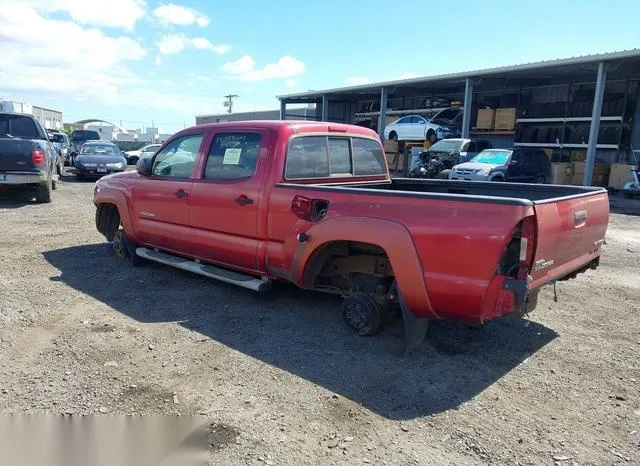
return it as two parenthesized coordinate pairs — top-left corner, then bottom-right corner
(0, 112), (57, 203)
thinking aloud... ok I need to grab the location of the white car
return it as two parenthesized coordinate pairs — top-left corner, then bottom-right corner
(124, 144), (161, 165)
(384, 107), (462, 142)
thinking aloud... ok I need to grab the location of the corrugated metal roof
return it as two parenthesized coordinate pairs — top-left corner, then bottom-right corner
(278, 49), (640, 100)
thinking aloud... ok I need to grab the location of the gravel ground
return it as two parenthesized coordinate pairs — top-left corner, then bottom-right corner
(1, 172), (639, 465)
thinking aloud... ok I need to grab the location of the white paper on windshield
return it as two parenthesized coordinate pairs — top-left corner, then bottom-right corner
(222, 148), (242, 165)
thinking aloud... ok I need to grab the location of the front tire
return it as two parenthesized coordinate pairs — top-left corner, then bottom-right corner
(388, 131), (398, 141)
(427, 130), (437, 143)
(112, 229), (146, 266)
(35, 178), (52, 203)
(342, 293), (382, 336)
(128, 156), (139, 165)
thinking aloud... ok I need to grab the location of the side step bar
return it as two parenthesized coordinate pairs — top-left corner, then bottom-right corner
(135, 248), (271, 293)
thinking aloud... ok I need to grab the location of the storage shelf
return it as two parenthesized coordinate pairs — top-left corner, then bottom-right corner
(513, 142), (619, 149)
(355, 107), (454, 118)
(516, 116), (623, 123)
(469, 130), (515, 136)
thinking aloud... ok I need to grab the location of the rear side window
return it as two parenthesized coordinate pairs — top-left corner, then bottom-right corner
(204, 132), (263, 180)
(285, 136), (385, 179)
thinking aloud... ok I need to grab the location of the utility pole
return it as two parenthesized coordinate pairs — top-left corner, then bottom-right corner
(223, 94), (238, 114)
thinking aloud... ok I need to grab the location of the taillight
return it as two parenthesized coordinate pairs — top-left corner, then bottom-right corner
(31, 150), (46, 165)
(517, 216), (536, 279)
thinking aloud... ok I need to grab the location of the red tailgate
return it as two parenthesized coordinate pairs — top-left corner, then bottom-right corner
(529, 191), (609, 288)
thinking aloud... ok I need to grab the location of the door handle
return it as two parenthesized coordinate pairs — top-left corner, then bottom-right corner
(174, 189), (189, 199)
(234, 195), (253, 206)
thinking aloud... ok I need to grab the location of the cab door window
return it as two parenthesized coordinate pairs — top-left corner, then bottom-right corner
(152, 134), (203, 178)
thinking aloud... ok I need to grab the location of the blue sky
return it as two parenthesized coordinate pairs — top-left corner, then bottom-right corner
(1, 0), (639, 133)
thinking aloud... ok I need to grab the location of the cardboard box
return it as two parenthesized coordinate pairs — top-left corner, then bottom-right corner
(571, 172), (608, 187)
(550, 163), (574, 185)
(494, 108), (516, 130)
(476, 109), (495, 130)
(384, 140), (398, 153)
(608, 163), (635, 189)
(573, 162), (609, 176)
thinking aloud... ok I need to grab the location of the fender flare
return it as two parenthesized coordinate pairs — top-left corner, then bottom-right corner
(291, 217), (438, 319)
(94, 190), (134, 239)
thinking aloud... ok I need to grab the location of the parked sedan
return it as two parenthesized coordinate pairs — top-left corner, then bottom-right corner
(384, 107), (462, 142)
(74, 142), (127, 181)
(124, 144), (161, 165)
(449, 147), (551, 183)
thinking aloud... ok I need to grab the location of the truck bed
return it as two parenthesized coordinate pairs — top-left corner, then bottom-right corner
(282, 178), (606, 204)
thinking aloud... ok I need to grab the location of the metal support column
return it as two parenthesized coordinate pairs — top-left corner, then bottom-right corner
(321, 95), (329, 122)
(378, 87), (388, 140)
(584, 62), (607, 186)
(279, 100), (286, 120)
(461, 78), (474, 139)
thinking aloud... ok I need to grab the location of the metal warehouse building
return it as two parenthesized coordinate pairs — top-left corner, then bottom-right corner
(277, 49), (640, 187)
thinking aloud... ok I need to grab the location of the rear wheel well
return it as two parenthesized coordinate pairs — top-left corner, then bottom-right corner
(304, 241), (395, 303)
(95, 203), (121, 241)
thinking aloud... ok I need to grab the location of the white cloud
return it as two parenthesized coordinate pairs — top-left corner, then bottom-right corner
(0, 3), (144, 102)
(153, 3), (210, 28)
(397, 72), (417, 80)
(345, 76), (371, 86)
(285, 79), (297, 88)
(222, 55), (305, 82)
(21, 0), (146, 30)
(222, 55), (255, 74)
(191, 37), (230, 54)
(154, 54), (162, 65)
(157, 34), (230, 56)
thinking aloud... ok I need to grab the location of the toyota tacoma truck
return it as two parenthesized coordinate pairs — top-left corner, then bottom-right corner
(93, 121), (609, 351)
(1, 112), (58, 203)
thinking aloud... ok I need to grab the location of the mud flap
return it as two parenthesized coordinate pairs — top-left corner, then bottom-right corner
(398, 291), (429, 356)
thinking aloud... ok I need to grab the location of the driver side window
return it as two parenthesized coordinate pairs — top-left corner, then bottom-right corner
(152, 134), (202, 178)
(204, 132), (263, 180)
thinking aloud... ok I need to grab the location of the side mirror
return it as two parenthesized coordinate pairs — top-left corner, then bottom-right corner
(136, 157), (152, 176)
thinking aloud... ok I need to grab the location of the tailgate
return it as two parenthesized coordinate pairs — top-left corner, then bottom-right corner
(0, 139), (37, 172)
(529, 190), (609, 288)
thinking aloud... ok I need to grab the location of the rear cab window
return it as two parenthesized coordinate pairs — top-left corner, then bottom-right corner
(285, 135), (386, 180)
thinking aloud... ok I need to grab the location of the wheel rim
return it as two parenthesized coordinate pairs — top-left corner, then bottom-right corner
(112, 231), (128, 257)
(344, 301), (370, 331)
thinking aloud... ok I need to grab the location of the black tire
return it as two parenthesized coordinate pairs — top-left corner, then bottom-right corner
(128, 156), (138, 165)
(342, 293), (382, 336)
(112, 229), (146, 266)
(388, 131), (397, 141)
(35, 178), (52, 203)
(535, 175), (546, 184)
(427, 130), (437, 143)
(491, 176), (504, 182)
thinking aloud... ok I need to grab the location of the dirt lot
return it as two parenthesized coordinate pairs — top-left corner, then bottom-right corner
(1, 173), (639, 465)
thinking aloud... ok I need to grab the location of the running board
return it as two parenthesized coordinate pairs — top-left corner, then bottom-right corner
(135, 248), (271, 293)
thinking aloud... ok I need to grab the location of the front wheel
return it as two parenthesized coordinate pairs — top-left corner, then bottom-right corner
(342, 293), (382, 336)
(426, 130), (437, 143)
(128, 156), (139, 165)
(388, 131), (397, 141)
(112, 229), (147, 266)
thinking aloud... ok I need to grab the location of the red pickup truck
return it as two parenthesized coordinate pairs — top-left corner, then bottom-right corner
(93, 121), (609, 351)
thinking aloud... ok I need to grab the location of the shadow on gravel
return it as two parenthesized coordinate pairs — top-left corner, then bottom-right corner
(43, 243), (558, 421)
(0, 188), (37, 208)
